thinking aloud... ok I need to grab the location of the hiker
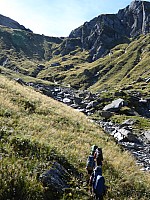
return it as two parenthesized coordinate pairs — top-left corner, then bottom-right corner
(86, 154), (95, 176)
(89, 166), (106, 200)
(91, 145), (98, 156)
(94, 147), (103, 167)
(86, 145), (98, 175)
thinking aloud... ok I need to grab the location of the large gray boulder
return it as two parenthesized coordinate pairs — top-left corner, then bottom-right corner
(102, 98), (125, 112)
(40, 162), (70, 193)
(144, 130), (150, 142)
(116, 127), (138, 142)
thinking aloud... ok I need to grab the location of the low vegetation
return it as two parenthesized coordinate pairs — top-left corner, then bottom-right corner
(0, 24), (150, 94)
(0, 19), (150, 200)
(0, 75), (150, 199)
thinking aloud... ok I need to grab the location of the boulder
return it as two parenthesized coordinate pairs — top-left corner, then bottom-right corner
(100, 111), (113, 119)
(102, 98), (125, 112)
(86, 101), (98, 109)
(114, 131), (124, 142)
(121, 119), (137, 126)
(62, 98), (72, 104)
(144, 131), (150, 142)
(40, 162), (70, 194)
(73, 96), (82, 104)
(117, 127), (138, 142)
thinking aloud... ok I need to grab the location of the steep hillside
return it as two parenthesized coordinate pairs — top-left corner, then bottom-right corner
(0, 25), (88, 81)
(0, 26), (63, 61)
(0, 2), (150, 94)
(0, 75), (150, 199)
(62, 33), (150, 93)
(0, 27), (150, 94)
(0, 14), (32, 32)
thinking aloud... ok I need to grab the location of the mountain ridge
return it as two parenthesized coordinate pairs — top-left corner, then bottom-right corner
(0, 1), (150, 93)
(69, 0), (150, 60)
(0, 13), (32, 33)
(0, 1), (150, 62)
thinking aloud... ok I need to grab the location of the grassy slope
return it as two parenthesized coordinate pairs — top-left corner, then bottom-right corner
(36, 34), (150, 94)
(48, 34), (150, 93)
(90, 34), (150, 92)
(0, 26), (150, 95)
(0, 26), (63, 76)
(0, 75), (150, 200)
(63, 34), (150, 93)
(0, 26), (89, 85)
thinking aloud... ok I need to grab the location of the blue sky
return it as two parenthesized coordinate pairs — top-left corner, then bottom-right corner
(0, 0), (149, 37)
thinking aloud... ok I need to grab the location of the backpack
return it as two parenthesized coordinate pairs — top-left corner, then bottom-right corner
(94, 175), (106, 196)
(86, 155), (95, 170)
(92, 166), (102, 184)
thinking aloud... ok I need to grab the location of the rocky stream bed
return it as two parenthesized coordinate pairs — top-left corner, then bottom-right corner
(15, 78), (150, 172)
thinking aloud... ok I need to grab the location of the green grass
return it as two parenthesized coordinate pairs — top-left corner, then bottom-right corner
(0, 25), (150, 95)
(0, 24), (150, 199)
(111, 114), (150, 132)
(0, 75), (150, 199)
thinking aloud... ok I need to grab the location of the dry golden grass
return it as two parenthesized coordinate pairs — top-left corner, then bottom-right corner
(0, 75), (150, 199)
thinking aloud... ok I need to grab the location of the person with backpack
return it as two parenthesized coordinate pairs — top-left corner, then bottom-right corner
(89, 166), (106, 200)
(86, 154), (95, 176)
(94, 147), (103, 167)
(86, 145), (98, 176)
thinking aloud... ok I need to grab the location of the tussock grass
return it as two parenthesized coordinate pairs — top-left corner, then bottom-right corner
(57, 34), (149, 92)
(0, 75), (150, 199)
(1, 25), (150, 94)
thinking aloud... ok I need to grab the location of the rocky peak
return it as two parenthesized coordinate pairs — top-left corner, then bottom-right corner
(118, 0), (150, 36)
(0, 14), (32, 32)
(69, 1), (150, 61)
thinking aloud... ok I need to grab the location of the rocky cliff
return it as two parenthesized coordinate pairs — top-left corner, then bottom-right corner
(69, 0), (150, 60)
(0, 1), (150, 62)
(0, 14), (32, 32)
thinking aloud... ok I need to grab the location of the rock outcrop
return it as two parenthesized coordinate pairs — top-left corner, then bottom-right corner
(99, 120), (150, 171)
(40, 162), (70, 193)
(1, 1), (150, 62)
(0, 14), (32, 32)
(102, 98), (126, 112)
(69, 1), (150, 60)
